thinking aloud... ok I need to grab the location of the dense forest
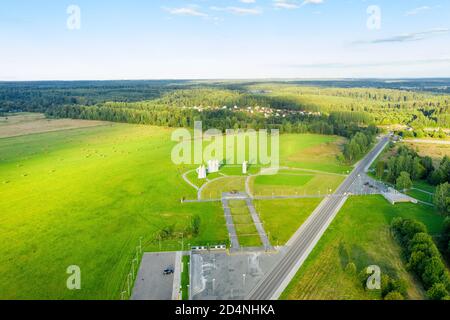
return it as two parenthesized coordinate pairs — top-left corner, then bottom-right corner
(1, 80), (449, 136)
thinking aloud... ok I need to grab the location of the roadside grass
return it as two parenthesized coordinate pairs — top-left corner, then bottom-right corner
(229, 200), (261, 247)
(281, 195), (444, 300)
(254, 198), (322, 246)
(181, 255), (190, 300)
(250, 173), (344, 197)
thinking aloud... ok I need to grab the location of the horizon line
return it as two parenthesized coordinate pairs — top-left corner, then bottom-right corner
(2, 77), (450, 83)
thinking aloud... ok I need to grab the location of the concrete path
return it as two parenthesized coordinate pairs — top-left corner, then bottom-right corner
(171, 251), (182, 300)
(182, 170), (199, 191)
(245, 198), (272, 250)
(221, 198), (240, 250)
(245, 175), (253, 198)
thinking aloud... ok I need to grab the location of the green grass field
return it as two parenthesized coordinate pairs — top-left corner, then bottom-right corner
(0, 117), (348, 299)
(200, 176), (247, 199)
(281, 195), (444, 300)
(0, 124), (228, 299)
(181, 255), (190, 300)
(255, 198), (322, 245)
(250, 172), (344, 197)
(280, 134), (350, 174)
(229, 200), (261, 247)
(407, 189), (434, 203)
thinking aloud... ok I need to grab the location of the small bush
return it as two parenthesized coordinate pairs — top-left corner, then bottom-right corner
(345, 262), (357, 275)
(384, 291), (404, 300)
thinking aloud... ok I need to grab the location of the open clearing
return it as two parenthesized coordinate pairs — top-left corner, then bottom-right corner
(0, 113), (108, 138)
(403, 141), (450, 167)
(250, 172), (345, 197)
(0, 114), (348, 299)
(254, 198), (322, 246)
(281, 195), (445, 300)
(280, 134), (350, 174)
(0, 123), (227, 299)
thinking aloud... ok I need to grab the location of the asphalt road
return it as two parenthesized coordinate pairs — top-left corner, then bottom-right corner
(247, 136), (390, 300)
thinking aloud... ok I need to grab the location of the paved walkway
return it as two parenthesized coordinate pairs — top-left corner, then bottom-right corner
(171, 251), (182, 300)
(222, 192), (272, 252)
(182, 170), (199, 191)
(245, 198), (272, 250)
(221, 197), (240, 250)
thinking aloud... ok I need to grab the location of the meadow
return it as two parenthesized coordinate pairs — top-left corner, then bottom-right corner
(281, 195), (445, 300)
(0, 115), (348, 299)
(254, 198), (322, 246)
(279, 134), (351, 174)
(0, 123), (227, 299)
(250, 172), (344, 197)
(404, 141), (450, 167)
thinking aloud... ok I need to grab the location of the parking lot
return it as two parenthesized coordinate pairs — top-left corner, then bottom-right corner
(190, 249), (284, 300)
(131, 252), (181, 300)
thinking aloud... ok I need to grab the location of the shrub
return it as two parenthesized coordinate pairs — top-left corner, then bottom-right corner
(191, 215), (201, 236)
(345, 262), (357, 275)
(427, 283), (449, 300)
(384, 291), (404, 300)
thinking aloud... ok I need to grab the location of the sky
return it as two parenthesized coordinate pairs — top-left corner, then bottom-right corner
(0, 0), (450, 80)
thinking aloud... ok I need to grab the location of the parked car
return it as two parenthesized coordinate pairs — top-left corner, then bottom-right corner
(163, 267), (174, 275)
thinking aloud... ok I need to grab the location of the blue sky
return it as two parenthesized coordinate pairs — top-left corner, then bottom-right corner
(0, 0), (449, 80)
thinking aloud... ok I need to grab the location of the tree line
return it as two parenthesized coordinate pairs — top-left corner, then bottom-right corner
(391, 218), (450, 300)
(1, 81), (449, 129)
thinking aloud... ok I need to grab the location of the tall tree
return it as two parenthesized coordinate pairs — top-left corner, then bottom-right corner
(396, 171), (412, 191)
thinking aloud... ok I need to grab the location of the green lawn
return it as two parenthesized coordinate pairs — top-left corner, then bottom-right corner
(255, 198), (322, 246)
(0, 124), (228, 299)
(251, 173), (344, 197)
(181, 255), (190, 300)
(281, 195), (444, 300)
(407, 189), (434, 203)
(200, 176), (246, 199)
(413, 180), (437, 193)
(255, 174), (314, 186)
(229, 200), (261, 247)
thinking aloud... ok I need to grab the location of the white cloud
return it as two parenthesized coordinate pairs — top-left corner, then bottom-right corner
(240, 0), (256, 3)
(405, 6), (431, 16)
(273, 0), (323, 10)
(164, 7), (208, 18)
(210, 6), (262, 15)
(274, 1), (300, 10)
(302, 0), (323, 4)
(353, 28), (449, 44)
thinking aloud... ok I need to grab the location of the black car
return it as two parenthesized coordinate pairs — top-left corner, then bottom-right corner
(163, 267), (174, 275)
